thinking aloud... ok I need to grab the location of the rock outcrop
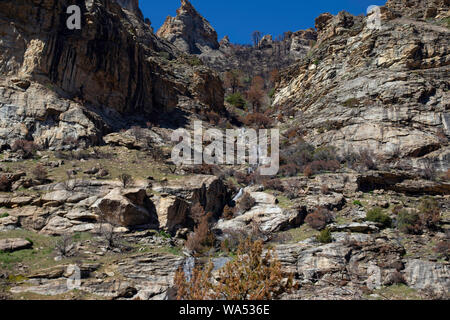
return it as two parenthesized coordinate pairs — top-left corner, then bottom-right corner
(115, 0), (142, 18)
(273, 4), (450, 172)
(157, 0), (317, 78)
(0, 0), (224, 149)
(0, 238), (32, 252)
(386, 0), (450, 19)
(157, 0), (219, 54)
(93, 188), (158, 228)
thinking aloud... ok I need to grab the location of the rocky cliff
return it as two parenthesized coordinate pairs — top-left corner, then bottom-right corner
(386, 0), (450, 19)
(157, 0), (219, 54)
(157, 0), (317, 78)
(273, 1), (450, 172)
(0, 0), (224, 149)
(115, 0), (142, 18)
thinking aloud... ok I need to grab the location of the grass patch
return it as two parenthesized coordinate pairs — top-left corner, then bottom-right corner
(276, 195), (293, 209)
(369, 284), (422, 300)
(278, 224), (319, 243)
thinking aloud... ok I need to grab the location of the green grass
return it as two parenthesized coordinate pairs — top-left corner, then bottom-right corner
(0, 230), (92, 272)
(275, 195), (293, 209)
(277, 224), (319, 243)
(439, 17), (450, 28)
(369, 285), (422, 300)
(353, 200), (363, 207)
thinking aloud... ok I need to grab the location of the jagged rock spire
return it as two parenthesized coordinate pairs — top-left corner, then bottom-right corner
(157, 0), (219, 54)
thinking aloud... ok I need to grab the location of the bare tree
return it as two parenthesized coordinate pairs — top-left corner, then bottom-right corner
(55, 234), (74, 257)
(224, 70), (242, 93)
(252, 31), (262, 48)
(119, 173), (134, 188)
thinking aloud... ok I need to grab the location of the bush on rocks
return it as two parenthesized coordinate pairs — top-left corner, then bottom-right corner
(366, 207), (392, 228)
(305, 207), (333, 230)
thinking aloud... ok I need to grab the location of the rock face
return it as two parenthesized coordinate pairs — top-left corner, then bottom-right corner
(273, 4), (450, 172)
(93, 188), (158, 227)
(154, 175), (230, 233)
(404, 259), (449, 295)
(203, 29), (317, 78)
(115, 0), (142, 17)
(0, 0), (224, 149)
(157, 0), (219, 54)
(386, 0), (450, 19)
(154, 175), (229, 218)
(215, 191), (305, 235)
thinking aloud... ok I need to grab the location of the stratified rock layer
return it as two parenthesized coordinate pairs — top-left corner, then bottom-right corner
(274, 4), (450, 171)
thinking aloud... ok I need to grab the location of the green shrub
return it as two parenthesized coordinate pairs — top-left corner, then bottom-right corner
(0, 213), (9, 218)
(440, 17), (450, 28)
(268, 88), (276, 99)
(366, 207), (392, 228)
(343, 98), (359, 108)
(418, 198), (441, 230)
(187, 56), (203, 66)
(397, 209), (421, 234)
(25, 237), (34, 246)
(225, 93), (247, 109)
(159, 230), (172, 239)
(353, 200), (362, 206)
(317, 228), (332, 244)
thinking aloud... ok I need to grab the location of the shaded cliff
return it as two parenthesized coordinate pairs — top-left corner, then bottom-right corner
(0, 0), (224, 149)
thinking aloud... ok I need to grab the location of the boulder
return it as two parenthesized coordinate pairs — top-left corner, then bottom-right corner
(40, 216), (74, 235)
(156, 196), (190, 233)
(0, 215), (19, 230)
(153, 175), (229, 218)
(216, 205), (305, 235)
(0, 238), (32, 252)
(328, 222), (380, 234)
(304, 193), (346, 211)
(93, 188), (158, 228)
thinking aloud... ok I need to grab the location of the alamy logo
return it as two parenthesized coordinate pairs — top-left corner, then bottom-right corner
(367, 5), (382, 30)
(66, 5), (81, 30)
(171, 121), (279, 176)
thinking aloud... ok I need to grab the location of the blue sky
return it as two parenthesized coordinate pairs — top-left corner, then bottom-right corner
(141, 0), (387, 44)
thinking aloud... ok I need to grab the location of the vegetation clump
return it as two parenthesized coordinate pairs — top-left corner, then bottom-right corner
(175, 238), (296, 300)
(317, 228), (332, 244)
(305, 207), (333, 230)
(366, 207), (392, 228)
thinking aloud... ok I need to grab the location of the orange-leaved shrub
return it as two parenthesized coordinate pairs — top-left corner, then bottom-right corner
(185, 203), (215, 254)
(305, 207), (334, 230)
(175, 238), (296, 300)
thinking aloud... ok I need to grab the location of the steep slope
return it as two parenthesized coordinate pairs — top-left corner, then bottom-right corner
(0, 0), (224, 149)
(274, 1), (450, 171)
